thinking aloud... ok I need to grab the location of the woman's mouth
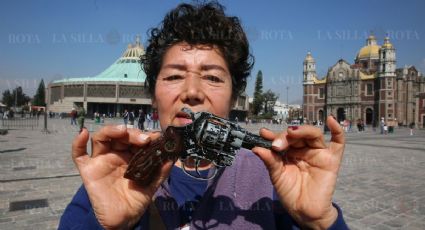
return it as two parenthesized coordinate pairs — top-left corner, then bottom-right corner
(176, 117), (193, 125)
(175, 111), (193, 125)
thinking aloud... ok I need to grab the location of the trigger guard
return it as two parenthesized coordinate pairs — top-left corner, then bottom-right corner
(181, 158), (218, 181)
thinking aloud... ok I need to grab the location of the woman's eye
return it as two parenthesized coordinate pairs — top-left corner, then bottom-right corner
(163, 75), (182, 81)
(205, 75), (223, 83)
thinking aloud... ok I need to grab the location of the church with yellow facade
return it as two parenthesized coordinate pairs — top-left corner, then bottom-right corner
(303, 34), (425, 127)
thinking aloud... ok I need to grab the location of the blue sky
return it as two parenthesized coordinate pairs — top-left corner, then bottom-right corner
(1, 0), (424, 103)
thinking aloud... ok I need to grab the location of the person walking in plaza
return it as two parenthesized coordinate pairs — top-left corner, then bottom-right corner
(146, 112), (152, 130)
(409, 122), (415, 135)
(137, 109), (145, 131)
(388, 120), (395, 134)
(380, 117), (385, 134)
(60, 2), (348, 229)
(122, 109), (129, 126)
(356, 119), (362, 132)
(383, 122), (388, 135)
(76, 106), (85, 132)
(94, 111), (101, 124)
(128, 110), (135, 127)
(3, 110), (8, 119)
(348, 120), (353, 132)
(70, 108), (77, 126)
(152, 109), (159, 129)
(342, 119), (347, 132)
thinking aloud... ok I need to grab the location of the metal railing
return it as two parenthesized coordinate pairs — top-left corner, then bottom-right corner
(1, 114), (40, 130)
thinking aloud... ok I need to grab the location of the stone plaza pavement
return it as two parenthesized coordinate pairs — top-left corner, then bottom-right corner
(0, 118), (424, 229)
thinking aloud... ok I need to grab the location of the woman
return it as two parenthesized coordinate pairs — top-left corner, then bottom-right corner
(60, 2), (347, 229)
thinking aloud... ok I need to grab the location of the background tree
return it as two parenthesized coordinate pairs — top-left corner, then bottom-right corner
(2, 87), (31, 108)
(32, 79), (46, 106)
(1, 89), (13, 107)
(252, 70), (264, 115)
(262, 89), (278, 114)
(14, 87), (31, 107)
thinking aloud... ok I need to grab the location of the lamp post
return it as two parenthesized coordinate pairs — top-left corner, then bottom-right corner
(14, 87), (18, 112)
(286, 86), (289, 108)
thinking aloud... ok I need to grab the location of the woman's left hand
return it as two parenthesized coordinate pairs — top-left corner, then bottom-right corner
(252, 116), (345, 229)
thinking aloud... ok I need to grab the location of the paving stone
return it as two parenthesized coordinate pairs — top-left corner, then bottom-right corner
(358, 213), (386, 226)
(381, 214), (416, 228)
(0, 217), (13, 223)
(370, 223), (395, 230)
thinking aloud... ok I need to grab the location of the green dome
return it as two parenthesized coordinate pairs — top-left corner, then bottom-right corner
(54, 36), (146, 83)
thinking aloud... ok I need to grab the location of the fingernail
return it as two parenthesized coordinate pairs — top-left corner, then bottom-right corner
(272, 139), (284, 149)
(116, 125), (126, 131)
(288, 126), (299, 130)
(261, 127), (270, 131)
(138, 133), (150, 142)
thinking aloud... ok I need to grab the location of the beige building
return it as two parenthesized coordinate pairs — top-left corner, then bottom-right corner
(303, 34), (425, 127)
(47, 36), (249, 118)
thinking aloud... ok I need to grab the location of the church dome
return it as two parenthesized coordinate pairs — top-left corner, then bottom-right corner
(356, 34), (380, 60)
(357, 45), (380, 59)
(53, 35), (147, 83)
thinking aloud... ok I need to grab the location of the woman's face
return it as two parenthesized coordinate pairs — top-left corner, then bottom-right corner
(153, 42), (233, 130)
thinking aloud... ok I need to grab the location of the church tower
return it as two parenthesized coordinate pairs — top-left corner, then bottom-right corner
(303, 52), (316, 84)
(303, 52), (317, 122)
(378, 36), (397, 122)
(379, 36), (396, 77)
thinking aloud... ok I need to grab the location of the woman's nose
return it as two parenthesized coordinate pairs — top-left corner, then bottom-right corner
(179, 75), (205, 105)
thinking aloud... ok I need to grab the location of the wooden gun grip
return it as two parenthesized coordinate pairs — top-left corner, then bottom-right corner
(124, 127), (184, 186)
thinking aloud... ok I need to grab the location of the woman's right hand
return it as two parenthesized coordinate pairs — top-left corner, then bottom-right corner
(72, 125), (174, 229)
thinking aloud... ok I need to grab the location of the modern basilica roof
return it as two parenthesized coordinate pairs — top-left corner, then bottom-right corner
(53, 36), (146, 83)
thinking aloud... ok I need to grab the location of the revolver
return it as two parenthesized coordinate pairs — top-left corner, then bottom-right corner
(124, 108), (275, 186)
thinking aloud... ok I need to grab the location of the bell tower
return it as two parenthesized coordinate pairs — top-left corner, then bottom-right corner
(379, 36), (396, 77)
(378, 36), (397, 122)
(303, 52), (317, 122)
(303, 52), (316, 84)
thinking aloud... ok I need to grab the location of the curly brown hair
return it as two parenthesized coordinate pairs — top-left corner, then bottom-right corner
(140, 1), (254, 100)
